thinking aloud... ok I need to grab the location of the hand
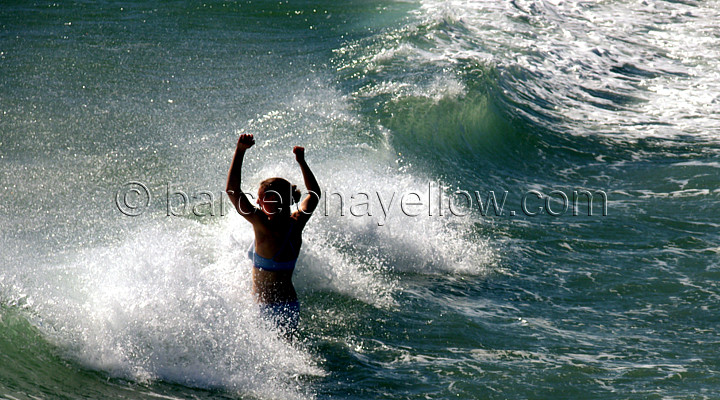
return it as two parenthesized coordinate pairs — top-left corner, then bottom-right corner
(236, 134), (255, 150)
(293, 146), (305, 163)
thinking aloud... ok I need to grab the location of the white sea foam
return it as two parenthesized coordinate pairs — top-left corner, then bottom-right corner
(349, 0), (720, 143)
(238, 79), (499, 287)
(6, 218), (322, 399)
(0, 70), (500, 397)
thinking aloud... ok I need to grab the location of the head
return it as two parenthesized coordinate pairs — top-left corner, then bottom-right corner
(257, 177), (301, 218)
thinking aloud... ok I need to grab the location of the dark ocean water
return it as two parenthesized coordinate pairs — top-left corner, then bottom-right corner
(1, 0), (719, 399)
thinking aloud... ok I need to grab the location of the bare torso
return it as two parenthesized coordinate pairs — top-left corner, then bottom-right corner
(225, 135), (320, 308)
(250, 214), (304, 304)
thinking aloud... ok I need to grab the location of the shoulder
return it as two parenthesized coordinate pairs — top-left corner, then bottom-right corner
(249, 212), (273, 233)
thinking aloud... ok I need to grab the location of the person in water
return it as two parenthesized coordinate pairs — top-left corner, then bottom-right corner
(225, 133), (320, 337)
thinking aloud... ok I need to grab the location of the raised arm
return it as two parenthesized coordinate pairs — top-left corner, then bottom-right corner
(226, 134), (261, 223)
(293, 146), (321, 219)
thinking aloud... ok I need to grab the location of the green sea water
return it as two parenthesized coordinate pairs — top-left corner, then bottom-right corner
(1, 0), (720, 399)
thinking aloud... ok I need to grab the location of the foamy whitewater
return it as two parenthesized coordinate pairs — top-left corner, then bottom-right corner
(1, 0), (719, 399)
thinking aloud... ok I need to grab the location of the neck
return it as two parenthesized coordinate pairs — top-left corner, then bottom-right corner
(267, 211), (290, 222)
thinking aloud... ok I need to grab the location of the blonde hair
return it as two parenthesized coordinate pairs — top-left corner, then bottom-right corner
(258, 177), (301, 206)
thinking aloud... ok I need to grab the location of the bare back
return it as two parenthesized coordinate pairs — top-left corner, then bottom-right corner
(250, 212), (307, 303)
